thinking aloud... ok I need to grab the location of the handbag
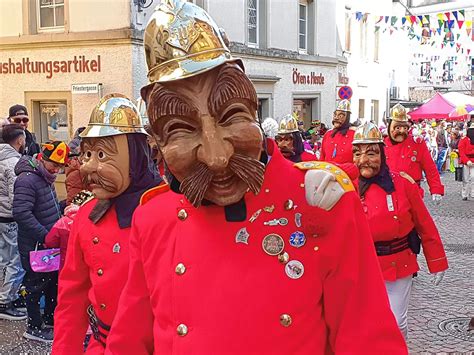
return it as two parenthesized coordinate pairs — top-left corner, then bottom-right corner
(455, 166), (463, 182)
(29, 243), (60, 272)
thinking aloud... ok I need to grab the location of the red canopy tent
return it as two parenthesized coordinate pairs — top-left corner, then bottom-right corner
(408, 92), (465, 121)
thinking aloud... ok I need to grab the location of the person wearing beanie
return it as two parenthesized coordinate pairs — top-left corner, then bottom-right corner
(352, 122), (448, 338)
(8, 104), (40, 156)
(12, 140), (68, 343)
(0, 124), (27, 321)
(320, 99), (355, 163)
(458, 122), (474, 200)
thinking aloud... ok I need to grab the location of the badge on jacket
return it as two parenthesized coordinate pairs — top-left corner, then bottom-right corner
(386, 195), (394, 212)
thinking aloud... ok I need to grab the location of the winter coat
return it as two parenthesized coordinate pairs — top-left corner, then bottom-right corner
(0, 144), (21, 218)
(13, 156), (62, 271)
(24, 129), (40, 157)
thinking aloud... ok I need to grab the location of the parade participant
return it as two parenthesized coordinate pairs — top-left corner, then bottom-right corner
(275, 114), (315, 162)
(458, 122), (474, 200)
(352, 122), (448, 338)
(106, 1), (407, 354)
(384, 104), (444, 201)
(320, 99), (355, 163)
(52, 94), (161, 354)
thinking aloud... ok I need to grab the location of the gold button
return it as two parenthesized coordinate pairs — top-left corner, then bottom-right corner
(175, 263), (186, 275)
(100, 303), (106, 310)
(92, 237), (99, 244)
(313, 246), (319, 251)
(97, 268), (104, 276)
(300, 183), (305, 188)
(284, 199), (294, 210)
(393, 215), (398, 220)
(391, 262), (396, 267)
(177, 209), (188, 221)
(265, 189), (270, 193)
(278, 252), (289, 264)
(280, 314), (292, 327)
(177, 323), (188, 336)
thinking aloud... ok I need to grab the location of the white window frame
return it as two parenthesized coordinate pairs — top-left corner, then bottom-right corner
(37, 0), (65, 32)
(298, 3), (308, 53)
(247, 0), (259, 47)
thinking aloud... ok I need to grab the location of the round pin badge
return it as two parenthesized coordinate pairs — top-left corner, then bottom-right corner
(262, 234), (285, 256)
(289, 231), (306, 248)
(285, 260), (304, 279)
(411, 156), (416, 162)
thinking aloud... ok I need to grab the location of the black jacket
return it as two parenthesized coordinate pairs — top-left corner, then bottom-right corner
(13, 156), (61, 271)
(25, 129), (40, 156)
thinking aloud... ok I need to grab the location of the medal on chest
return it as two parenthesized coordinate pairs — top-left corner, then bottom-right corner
(386, 195), (395, 212)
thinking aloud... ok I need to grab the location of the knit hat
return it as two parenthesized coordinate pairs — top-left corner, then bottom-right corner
(8, 104), (28, 118)
(40, 141), (70, 165)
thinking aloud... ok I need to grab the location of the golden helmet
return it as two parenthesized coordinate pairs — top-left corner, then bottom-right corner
(136, 97), (149, 126)
(143, 0), (242, 83)
(80, 93), (148, 138)
(389, 103), (409, 122)
(278, 114), (299, 134)
(336, 99), (351, 113)
(352, 121), (384, 145)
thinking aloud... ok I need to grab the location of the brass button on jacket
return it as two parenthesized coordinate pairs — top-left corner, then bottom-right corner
(100, 303), (106, 310)
(175, 263), (186, 275)
(92, 237), (99, 244)
(97, 269), (104, 276)
(177, 323), (188, 336)
(280, 314), (292, 327)
(177, 209), (188, 221)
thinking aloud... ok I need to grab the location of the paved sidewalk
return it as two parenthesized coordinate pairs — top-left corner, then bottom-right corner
(0, 173), (472, 354)
(407, 173), (474, 354)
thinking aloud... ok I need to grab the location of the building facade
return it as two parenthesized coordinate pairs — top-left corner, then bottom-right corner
(0, 0), (350, 142)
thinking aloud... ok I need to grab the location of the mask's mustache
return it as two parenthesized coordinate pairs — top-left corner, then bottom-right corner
(394, 132), (408, 139)
(180, 153), (265, 208)
(82, 173), (116, 193)
(280, 148), (294, 155)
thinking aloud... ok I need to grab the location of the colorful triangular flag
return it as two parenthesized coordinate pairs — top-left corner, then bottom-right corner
(458, 20), (464, 29)
(445, 12), (451, 21)
(402, 17), (407, 25)
(376, 16), (383, 24)
(448, 20), (455, 29)
(391, 16), (398, 26)
(385, 16), (390, 23)
(452, 11), (458, 21)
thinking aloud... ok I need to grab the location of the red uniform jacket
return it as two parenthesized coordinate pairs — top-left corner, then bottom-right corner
(384, 135), (444, 196)
(458, 137), (474, 164)
(53, 200), (131, 355)
(106, 148), (407, 355)
(320, 129), (355, 164)
(300, 150), (316, 161)
(361, 173), (448, 281)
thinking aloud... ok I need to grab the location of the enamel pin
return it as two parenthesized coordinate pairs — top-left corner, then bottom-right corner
(289, 231), (306, 248)
(262, 234), (285, 256)
(112, 243), (121, 253)
(285, 260), (304, 279)
(235, 227), (250, 244)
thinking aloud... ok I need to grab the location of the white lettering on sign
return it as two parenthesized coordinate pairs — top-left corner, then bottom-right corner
(72, 83), (100, 94)
(292, 68), (325, 85)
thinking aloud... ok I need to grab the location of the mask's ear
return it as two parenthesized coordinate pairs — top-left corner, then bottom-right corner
(140, 83), (155, 106)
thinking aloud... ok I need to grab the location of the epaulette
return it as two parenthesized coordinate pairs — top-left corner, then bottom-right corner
(140, 183), (170, 205)
(399, 171), (416, 184)
(71, 190), (95, 207)
(294, 161), (355, 192)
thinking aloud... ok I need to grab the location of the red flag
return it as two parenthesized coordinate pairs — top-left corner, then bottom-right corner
(458, 20), (464, 29)
(445, 12), (451, 21)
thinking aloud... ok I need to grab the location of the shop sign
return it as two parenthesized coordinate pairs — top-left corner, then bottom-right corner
(0, 55), (101, 79)
(292, 68), (325, 85)
(72, 83), (101, 95)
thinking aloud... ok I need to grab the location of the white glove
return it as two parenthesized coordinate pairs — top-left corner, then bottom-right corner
(432, 271), (445, 286)
(432, 194), (442, 204)
(305, 169), (345, 211)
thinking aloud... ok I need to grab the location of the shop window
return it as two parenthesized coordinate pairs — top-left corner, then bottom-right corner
(258, 98), (270, 121)
(293, 97), (319, 129)
(35, 101), (69, 143)
(345, 12), (351, 52)
(359, 99), (365, 119)
(37, 0), (64, 30)
(299, 3), (308, 52)
(371, 100), (379, 123)
(374, 29), (380, 62)
(248, 0), (258, 46)
(420, 61), (431, 82)
(442, 59), (454, 82)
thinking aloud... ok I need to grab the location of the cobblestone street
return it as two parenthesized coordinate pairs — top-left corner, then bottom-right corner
(0, 172), (472, 354)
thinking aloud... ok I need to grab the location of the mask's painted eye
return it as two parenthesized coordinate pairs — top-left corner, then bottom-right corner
(85, 151), (92, 159)
(98, 150), (106, 160)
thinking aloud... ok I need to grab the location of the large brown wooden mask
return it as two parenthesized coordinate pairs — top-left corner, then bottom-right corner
(80, 135), (131, 200)
(145, 63), (265, 207)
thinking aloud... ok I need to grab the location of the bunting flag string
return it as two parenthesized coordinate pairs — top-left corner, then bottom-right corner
(350, 8), (473, 54)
